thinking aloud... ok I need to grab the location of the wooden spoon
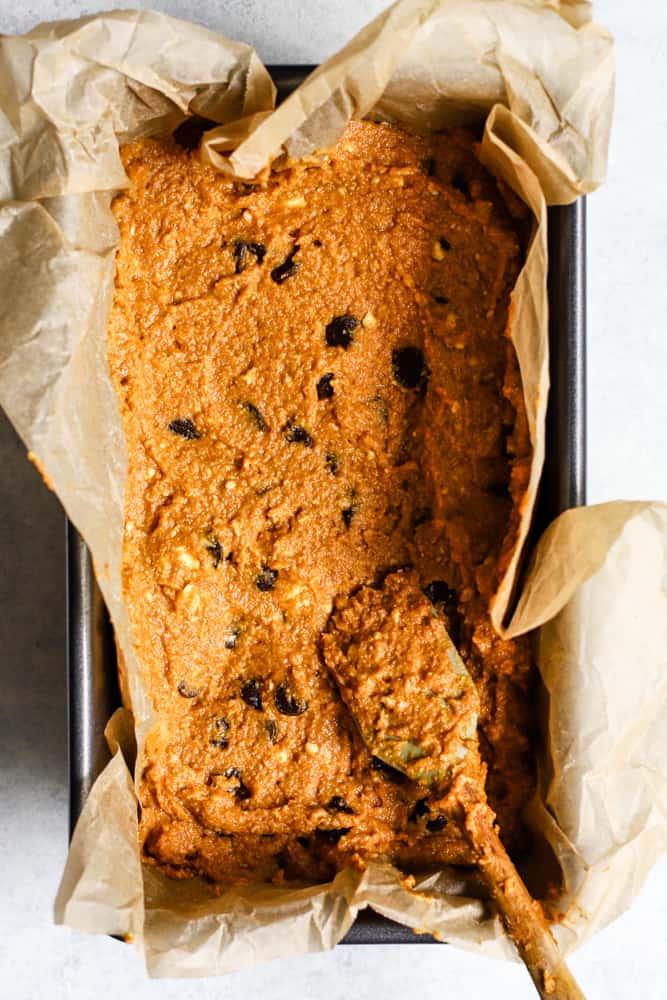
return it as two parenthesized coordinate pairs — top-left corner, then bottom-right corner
(321, 570), (584, 1000)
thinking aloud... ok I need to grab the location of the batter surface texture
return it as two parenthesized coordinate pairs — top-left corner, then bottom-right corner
(108, 120), (534, 885)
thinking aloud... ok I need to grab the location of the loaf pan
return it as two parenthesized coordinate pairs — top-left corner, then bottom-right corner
(66, 65), (586, 946)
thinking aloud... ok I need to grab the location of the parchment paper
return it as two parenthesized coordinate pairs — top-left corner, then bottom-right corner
(3, 2), (663, 983)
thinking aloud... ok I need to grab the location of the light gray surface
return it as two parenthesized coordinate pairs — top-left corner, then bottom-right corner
(1, 3), (666, 998)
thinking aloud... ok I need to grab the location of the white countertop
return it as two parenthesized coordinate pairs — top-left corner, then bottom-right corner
(1, 2), (666, 998)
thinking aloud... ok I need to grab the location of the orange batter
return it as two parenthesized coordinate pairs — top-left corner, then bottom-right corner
(108, 120), (534, 884)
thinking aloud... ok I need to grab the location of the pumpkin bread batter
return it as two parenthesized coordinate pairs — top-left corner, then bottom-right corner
(108, 120), (535, 885)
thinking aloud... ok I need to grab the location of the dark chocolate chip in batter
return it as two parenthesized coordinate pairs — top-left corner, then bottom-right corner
(408, 798), (431, 823)
(233, 782), (252, 801)
(316, 373), (335, 399)
(438, 235), (452, 251)
(265, 719), (278, 744)
(392, 347), (429, 391)
(233, 240), (266, 273)
(205, 535), (223, 568)
(177, 681), (199, 698)
(284, 421), (313, 447)
(233, 241), (248, 274)
(248, 241), (266, 264)
(168, 418), (200, 440)
(426, 814), (448, 833)
(326, 795), (355, 815)
(433, 293), (450, 305)
(423, 580), (457, 608)
(341, 505), (355, 528)
(325, 314), (359, 349)
(223, 766), (252, 799)
(271, 244), (300, 283)
(274, 681), (308, 716)
(243, 401), (267, 431)
(256, 566), (278, 592)
(241, 677), (263, 711)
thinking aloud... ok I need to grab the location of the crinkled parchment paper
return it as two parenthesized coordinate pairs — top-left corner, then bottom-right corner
(3, 1), (664, 982)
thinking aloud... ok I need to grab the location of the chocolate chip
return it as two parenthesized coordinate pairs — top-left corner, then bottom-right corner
(256, 566), (278, 592)
(325, 314), (358, 349)
(341, 506), (355, 528)
(223, 766), (251, 799)
(168, 418), (200, 440)
(370, 755), (406, 783)
(433, 293), (450, 305)
(265, 719), (278, 744)
(392, 347), (429, 391)
(243, 401), (267, 431)
(438, 236), (452, 252)
(241, 677), (263, 711)
(210, 716), (230, 749)
(316, 373), (335, 400)
(326, 795), (355, 815)
(274, 681), (308, 716)
(423, 580), (457, 608)
(409, 798), (431, 822)
(313, 239), (322, 247)
(233, 241), (248, 274)
(271, 245), (300, 283)
(284, 421), (313, 447)
(233, 240), (266, 273)
(177, 681), (199, 698)
(205, 535), (223, 568)
(426, 814), (448, 833)
(317, 827), (352, 845)
(325, 453), (340, 475)
(249, 242), (266, 262)
(224, 624), (241, 650)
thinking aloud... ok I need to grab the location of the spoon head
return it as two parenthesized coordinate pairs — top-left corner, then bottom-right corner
(322, 570), (480, 789)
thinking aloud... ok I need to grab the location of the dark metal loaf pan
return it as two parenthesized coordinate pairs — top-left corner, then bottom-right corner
(66, 64), (586, 947)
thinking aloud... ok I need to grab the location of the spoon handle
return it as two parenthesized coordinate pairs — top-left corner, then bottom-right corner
(460, 782), (585, 1000)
